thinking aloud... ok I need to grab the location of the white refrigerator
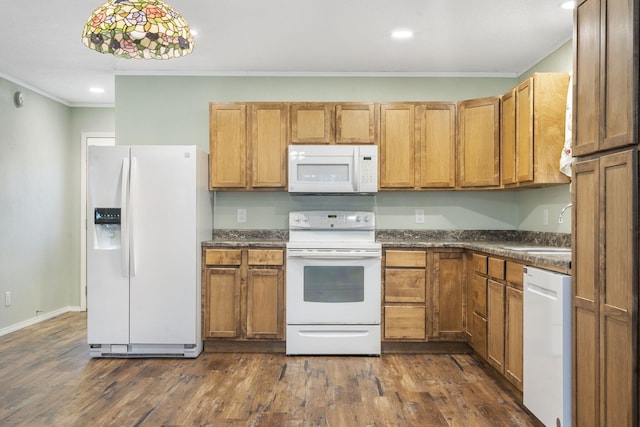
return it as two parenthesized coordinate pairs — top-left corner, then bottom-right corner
(87, 145), (211, 358)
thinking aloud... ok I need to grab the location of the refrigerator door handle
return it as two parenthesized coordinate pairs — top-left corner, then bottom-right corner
(130, 156), (138, 277)
(120, 157), (130, 277)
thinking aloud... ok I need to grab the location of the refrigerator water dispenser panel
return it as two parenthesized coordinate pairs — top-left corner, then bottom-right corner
(94, 208), (121, 250)
(95, 208), (121, 224)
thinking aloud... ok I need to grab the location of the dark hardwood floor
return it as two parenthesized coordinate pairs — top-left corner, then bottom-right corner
(0, 313), (538, 426)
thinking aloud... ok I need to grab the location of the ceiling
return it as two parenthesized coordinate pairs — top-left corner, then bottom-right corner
(0, 0), (573, 107)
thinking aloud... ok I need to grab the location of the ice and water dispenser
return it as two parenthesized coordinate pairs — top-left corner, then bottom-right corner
(93, 208), (121, 250)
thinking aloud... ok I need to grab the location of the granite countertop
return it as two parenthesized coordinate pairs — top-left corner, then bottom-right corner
(203, 229), (571, 273)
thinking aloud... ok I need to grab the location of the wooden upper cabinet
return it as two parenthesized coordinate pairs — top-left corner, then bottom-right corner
(418, 103), (457, 188)
(290, 102), (377, 145)
(501, 89), (517, 186)
(249, 103), (288, 189)
(515, 73), (570, 186)
(380, 103), (416, 188)
(290, 103), (334, 144)
(209, 103), (247, 189)
(210, 102), (287, 190)
(379, 102), (456, 189)
(457, 96), (500, 188)
(574, 0), (636, 156)
(335, 103), (378, 144)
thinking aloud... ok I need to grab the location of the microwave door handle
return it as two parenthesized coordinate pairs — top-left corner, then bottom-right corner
(353, 147), (359, 191)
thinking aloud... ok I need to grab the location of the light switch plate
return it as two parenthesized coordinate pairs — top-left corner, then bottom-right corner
(415, 209), (425, 224)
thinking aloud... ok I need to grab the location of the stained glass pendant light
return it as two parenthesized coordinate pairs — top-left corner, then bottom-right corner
(82, 0), (194, 59)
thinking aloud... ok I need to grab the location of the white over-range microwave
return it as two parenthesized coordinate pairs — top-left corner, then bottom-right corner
(288, 145), (378, 194)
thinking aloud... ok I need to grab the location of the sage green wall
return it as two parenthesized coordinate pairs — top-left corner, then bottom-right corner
(115, 41), (573, 234)
(0, 75), (115, 332)
(115, 75), (516, 151)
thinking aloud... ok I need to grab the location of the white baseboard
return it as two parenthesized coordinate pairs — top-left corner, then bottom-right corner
(0, 306), (84, 337)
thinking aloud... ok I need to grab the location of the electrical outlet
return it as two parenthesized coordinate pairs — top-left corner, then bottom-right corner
(543, 209), (549, 226)
(237, 208), (247, 223)
(5, 291), (11, 307)
(415, 209), (425, 224)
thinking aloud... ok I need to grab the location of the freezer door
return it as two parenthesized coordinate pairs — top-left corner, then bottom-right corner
(87, 145), (131, 344)
(128, 146), (198, 345)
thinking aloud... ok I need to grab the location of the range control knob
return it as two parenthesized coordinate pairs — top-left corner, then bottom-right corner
(364, 216), (370, 223)
(355, 216), (362, 223)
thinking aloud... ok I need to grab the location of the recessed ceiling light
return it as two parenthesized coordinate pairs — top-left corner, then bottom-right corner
(391, 29), (414, 40)
(89, 87), (105, 94)
(559, 1), (575, 10)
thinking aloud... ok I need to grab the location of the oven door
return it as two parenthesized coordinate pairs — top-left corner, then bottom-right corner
(286, 250), (381, 325)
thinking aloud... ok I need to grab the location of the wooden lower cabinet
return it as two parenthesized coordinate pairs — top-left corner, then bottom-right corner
(383, 249), (427, 341)
(431, 251), (465, 340)
(573, 150), (637, 426)
(383, 249), (465, 342)
(203, 248), (284, 342)
(467, 253), (488, 358)
(468, 252), (525, 392)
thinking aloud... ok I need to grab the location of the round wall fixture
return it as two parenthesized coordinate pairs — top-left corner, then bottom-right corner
(13, 91), (24, 108)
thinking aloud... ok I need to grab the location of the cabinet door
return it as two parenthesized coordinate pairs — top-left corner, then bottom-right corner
(573, 0), (601, 156)
(487, 279), (505, 373)
(209, 104), (247, 189)
(249, 103), (288, 188)
(574, 0), (636, 156)
(203, 267), (241, 338)
(290, 103), (334, 144)
(419, 103), (456, 188)
(431, 251), (464, 339)
(599, 150), (635, 427)
(470, 273), (487, 317)
(246, 268), (284, 339)
(379, 103), (416, 188)
(470, 312), (487, 359)
(600, 0), (636, 153)
(335, 103), (377, 144)
(516, 78), (534, 183)
(505, 286), (523, 391)
(501, 89), (517, 186)
(457, 97), (500, 187)
(573, 158), (600, 426)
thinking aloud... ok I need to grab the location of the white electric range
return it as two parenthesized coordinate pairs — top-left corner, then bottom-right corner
(286, 211), (381, 355)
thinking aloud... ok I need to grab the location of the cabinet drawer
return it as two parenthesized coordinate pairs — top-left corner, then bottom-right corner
(385, 250), (427, 267)
(384, 269), (426, 302)
(247, 249), (284, 266)
(204, 249), (242, 266)
(488, 257), (505, 280)
(384, 305), (426, 340)
(506, 262), (525, 288)
(470, 274), (487, 317)
(472, 253), (488, 274)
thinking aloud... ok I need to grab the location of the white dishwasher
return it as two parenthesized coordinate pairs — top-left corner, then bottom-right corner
(523, 267), (571, 427)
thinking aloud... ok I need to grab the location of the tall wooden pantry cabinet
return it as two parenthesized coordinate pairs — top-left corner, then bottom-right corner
(572, 0), (639, 426)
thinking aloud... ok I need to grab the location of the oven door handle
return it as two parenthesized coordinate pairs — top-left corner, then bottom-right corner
(287, 251), (381, 260)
